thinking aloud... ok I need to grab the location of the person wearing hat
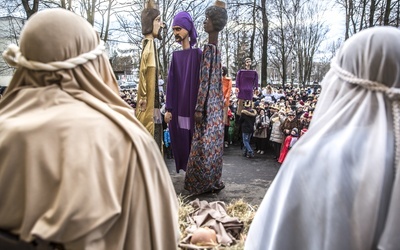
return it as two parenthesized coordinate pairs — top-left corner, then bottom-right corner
(185, 0), (228, 195)
(296, 105), (304, 119)
(136, 0), (165, 151)
(280, 110), (300, 137)
(269, 107), (286, 160)
(253, 103), (270, 155)
(239, 100), (258, 158)
(164, 11), (202, 173)
(300, 112), (311, 130)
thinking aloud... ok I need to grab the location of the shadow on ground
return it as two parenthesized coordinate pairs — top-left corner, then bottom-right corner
(165, 142), (281, 206)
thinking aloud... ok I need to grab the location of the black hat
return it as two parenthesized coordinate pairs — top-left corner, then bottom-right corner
(244, 100), (252, 108)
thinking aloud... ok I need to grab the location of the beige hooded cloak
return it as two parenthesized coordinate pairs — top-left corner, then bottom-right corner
(0, 9), (179, 250)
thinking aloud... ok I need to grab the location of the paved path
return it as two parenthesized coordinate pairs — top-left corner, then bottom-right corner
(165, 143), (281, 206)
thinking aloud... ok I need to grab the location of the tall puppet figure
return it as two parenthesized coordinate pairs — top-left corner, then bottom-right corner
(236, 57), (258, 115)
(136, 0), (164, 151)
(165, 11), (202, 173)
(184, 1), (228, 195)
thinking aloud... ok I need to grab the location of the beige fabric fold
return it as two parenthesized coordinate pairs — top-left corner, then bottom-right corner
(0, 9), (179, 250)
(181, 199), (244, 247)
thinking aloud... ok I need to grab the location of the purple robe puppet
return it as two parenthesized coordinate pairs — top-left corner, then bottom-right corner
(236, 70), (258, 100)
(166, 12), (202, 172)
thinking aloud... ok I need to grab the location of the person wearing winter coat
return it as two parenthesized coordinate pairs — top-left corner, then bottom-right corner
(280, 110), (301, 137)
(253, 105), (270, 155)
(269, 109), (286, 160)
(278, 127), (299, 163)
(239, 100), (257, 158)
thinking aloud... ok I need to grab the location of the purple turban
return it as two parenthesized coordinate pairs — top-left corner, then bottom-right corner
(172, 11), (198, 47)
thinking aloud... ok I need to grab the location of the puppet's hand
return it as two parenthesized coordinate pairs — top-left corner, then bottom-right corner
(194, 111), (203, 123)
(164, 111), (172, 123)
(139, 98), (147, 112)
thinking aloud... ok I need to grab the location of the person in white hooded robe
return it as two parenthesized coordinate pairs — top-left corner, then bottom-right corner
(245, 26), (400, 250)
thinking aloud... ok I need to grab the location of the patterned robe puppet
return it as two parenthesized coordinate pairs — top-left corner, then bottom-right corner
(166, 12), (202, 173)
(184, 1), (228, 195)
(184, 44), (225, 194)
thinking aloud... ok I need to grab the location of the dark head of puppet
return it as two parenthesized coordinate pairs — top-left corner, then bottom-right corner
(141, 0), (161, 38)
(205, 0), (228, 32)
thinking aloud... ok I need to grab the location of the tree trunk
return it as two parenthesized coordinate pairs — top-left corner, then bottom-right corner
(369, 0), (376, 27)
(21, 0), (39, 19)
(359, 0), (367, 30)
(384, 0), (392, 25)
(249, 0), (257, 62)
(397, 1), (400, 27)
(84, 0), (97, 25)
(345, 0), (350, 39)
(224, 30), (230, 72)
(261, 0), (268, 87)
(103, 0), (113, 42)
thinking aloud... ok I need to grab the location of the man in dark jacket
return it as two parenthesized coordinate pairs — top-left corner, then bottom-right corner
(239, 100), (257, 158)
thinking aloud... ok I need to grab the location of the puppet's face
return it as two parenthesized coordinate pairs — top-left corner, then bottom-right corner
(172, 26), (189, 43)
(203, 15), (214, 33)
(245, 59), (251, 69)
(153, 15), (163, 40)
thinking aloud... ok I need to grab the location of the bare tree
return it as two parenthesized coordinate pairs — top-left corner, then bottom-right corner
(96, 0), (119, 42)
(82, 0), (97, 25)
(60, 0), (73, 10)
(21, 0), (39, 19)
(268, 0), (294, 87)
(260, 0), (269, 87)
(0, 16), (24, 77)
(336, 0), (400, 40)
(292, 0), (328, 86)
(227, 1), (262, 81)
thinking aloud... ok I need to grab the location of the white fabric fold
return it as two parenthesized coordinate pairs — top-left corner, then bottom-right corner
(245, 26), (400, 250)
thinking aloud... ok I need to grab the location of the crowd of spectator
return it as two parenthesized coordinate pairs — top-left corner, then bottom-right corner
(119, 87), (137, 109)
(229, 84), (320, 163)
(117, 81), (320, 165)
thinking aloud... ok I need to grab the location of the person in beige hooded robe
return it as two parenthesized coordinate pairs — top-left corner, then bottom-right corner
(0, 8), (179, 250)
